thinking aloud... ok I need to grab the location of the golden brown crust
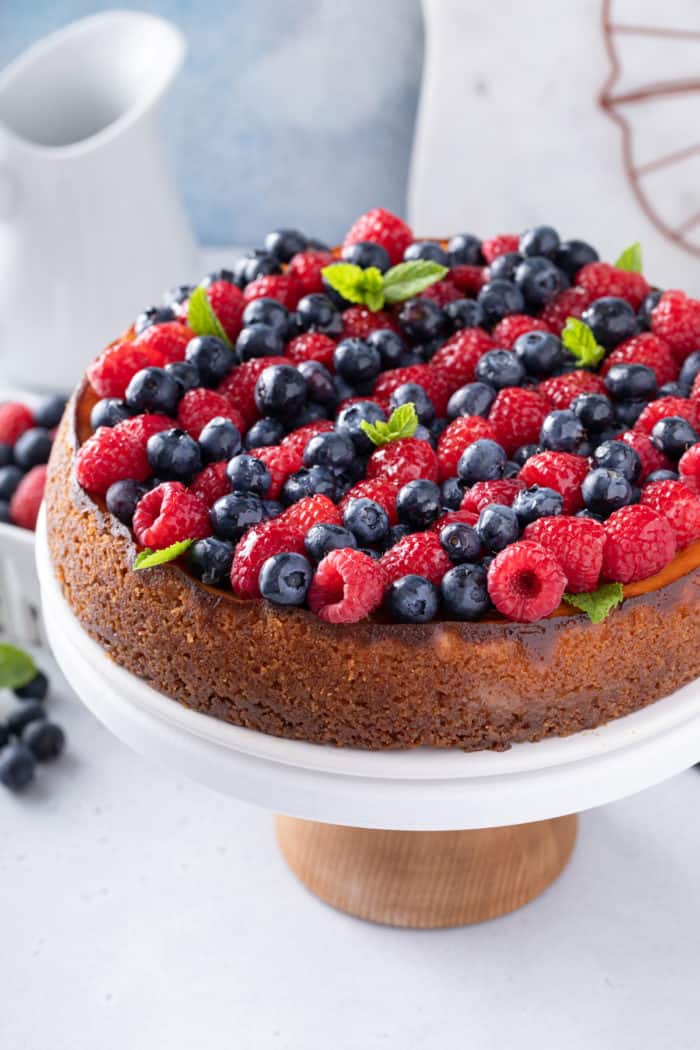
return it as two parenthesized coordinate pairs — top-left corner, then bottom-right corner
(44, 386), (700, 751)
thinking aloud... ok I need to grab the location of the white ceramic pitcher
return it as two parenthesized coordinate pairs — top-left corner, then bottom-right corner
(0, 11), (200, 392)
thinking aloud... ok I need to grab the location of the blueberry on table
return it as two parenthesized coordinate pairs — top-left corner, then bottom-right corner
(474, 349), (525, 390)
(7, 701), (46, 735)
(210, 492), (264, 540)
(447, 232), (483, 266)
(650, 416), (699, 461)
(519, 225), (560, 258)
(554, 239), (599, 277)
(443, 298), (485, 332)
(297, 361), (336, 406)
(398, 298), (445, 343)
(303, 432), (355, 471)
(333, 339), (382, 385)
(476, 279), (525, 326)
(386, 574), (439, 623)
(296, 293), (341, 335)
(366, 329), (405, 368)
(281, 466), (337, 505)
(165, 361), (201, 394)
(389, 382), (435, 424)
(0, 742), (36, 791)
(335, 401), (386, 453)
(22, 720), (65, 762)
(245, 417), (286, 450)
(13, 427), (52, 469)
(488, 252), (522, 282)
(540, 410), (585, 453)
(571, 393), (614, 432)
(254, 364), (307, 418)
(476, 504), (520, 551)
(13, 670), (49, 701)
(134, 304), (176, 334)
(0, 465), (23, 501)
(33, 394), (67, 429)
(513, 486), (564, 525)
(514, 256), (566, 308)
(440, 476), (465, 510)
(514, 331), (566, 377)
(604, 363), (658, 402)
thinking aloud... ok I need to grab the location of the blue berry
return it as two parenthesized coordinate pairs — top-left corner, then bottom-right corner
(441, 476), (465, 510)
(512, 485), (563, 524)
(646, 469), (679, 483)
(474, 349), (525, 389)
(679, 351), (700, 390)
(255, 364), (307, 418)
(390, 382), (435, 424)
(305, 523), (357, 561)
(488, 252), (522, 281)
(13, 427), (52, 469)
(447, 233), (483, 265)
(282, 466), (337, 504)
(457, 438), (507, 484)
(13, 670), (49, 701)
(571, 393), (614, 432)
(226, 453), (271, 495)
(7, 701), (45, 735)
(147, 428), (201, 482)
(513, 331), (566, 377)
(413, 424), (435, 446)
(540, 409), (585, 452)
(198, 417), (242, 464)
(165, 360), (201, 393)
(614, 400), (646, 427)
(181, 336), (232, 387)
(259, 552), (312, 605)
(604, 363), (658, 402)
(0, 465), (22, 500)
(245, 417), (285, 449)
(303, 431), (355, 471)
(503, 460), (520, 478)
(650, 416), (699, 460)
(242, 251), (282, 284)
(284, 403), (329, 430)
(386, 574), (439, 623)
(188, 537), (234, 585)
(519, 225), (560, 258)
(514, 256), (566, 307)
(125, 367), (180, 416)
(582, 297), (639, 350)
(476, 504), (520, 551)
(477, 279), (525, 326)
(22, 720), (65, 762)
(398, 297), (445, 343)
(33, 394), (66, 429)
(396, 479), (441, 528)
(443, 298), (485, 331)
(106, 478), (149, 525)
(210, 492), (264, 539)
(638, 290), (663, 329)
(512, 443), (542, 466)
(383, 523), (412, 550)
(430, 417), (448, 439)
(439, 521), (481, 563)
(447, 382), (496, 419)
(134, 304), (176, 335)
(236, 324), (285, 362)
(90, 398), (133, 429)
(660, 381), (688, 398)
(242, 297), (290, 333)
(297, 293), (342, 335)
(297, 361), (336, 405)
(581, 468), (633, 516)
(592, 440), (642, 482)
(343, 497), (390, 545)
(335, 400), (386, 453)
(554, 239), (599, 277)
(404, 240), (449, 265)
(333, 338), (382, 385)
(0, 444), (12, 467)
(164, 282), (194, 305)
(263, 499), (284, 519)
(0, 742), (35, 791)
(264, 227), (306, 262)
(367, 328), (405, 368)
(440, 563), (490, 619)
(341, 241), (391, 271)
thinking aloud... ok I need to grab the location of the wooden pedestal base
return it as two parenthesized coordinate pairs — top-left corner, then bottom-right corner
(276, 813), (577, 928)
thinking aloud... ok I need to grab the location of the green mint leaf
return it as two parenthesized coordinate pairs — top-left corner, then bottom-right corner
(134, 539), (194, 571)
(561, 317), (606, 368)
(187, 286), (233, 347)
(382, 260), (448, 304)
(563, 582), (624, 624)
(614, 242), (642, 273)
(360, 402), (419, 447)
(320, 263), (367, 306)
(0, 643), (37, 690)
(357, 267), (385, 311)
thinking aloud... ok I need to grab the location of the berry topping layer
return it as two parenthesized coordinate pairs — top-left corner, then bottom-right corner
(74, 210), (700, 626)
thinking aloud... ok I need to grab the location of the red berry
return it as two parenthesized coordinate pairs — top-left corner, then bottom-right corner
(9, 464), (47, 530)
(75, 423), (149, 495)
(487, 540), (567, 622)
(429, 508), (479, 531)
(539, 286), (593, 332)
(205, 281), (245, 343)
(218, 355), (288, 427)
(600, 333), (678, 386)
(189, 461), (230, 507)
(635, 396), (700, 435)
(523, 515), (605, 592)
(373, 364), (451, 416)
(243, 274), (302, 310)
(280, 420), (334, 459)
(341, 305), (399, 338)
(651, 290), (700, 362)
(616, 430), (670, 480)
(118, 413), (176, 446)
(87, 340), (164, 398)
(133, 482), (210, 549)
(367, 437), (438, 486)
(135, 321), (193, 364)
(460, 478), (523, 513)
(577, 261), (649, 310)
(437, 416), (499, 482)
(285, 332), (336, 369)
(308, 548), (386, 623)
(430, 327), (494, 388)
(231, 519), (306, 599)
(287, 250), (334, 296)
(641, 479), (700, 549)
(488, 387), (552, 454)
(342, 207), (413, 266)
(449, 265), (487, 295)
(379, 531), (452, 586)
(481, 234), (519, 264)
(281, 494), (342, 530)
(539, 370), (607, 409)
(176, 389), (244, 439)
(679, 443), (700, 493)
(491, 314), (550, 348)
(339, 477), (401, 525)
(248, 444), (300, 499)
(519, 451), (588, 513)
(0, 402), (34, 445)
(601, 504), (676, 583)
(419, 278), (462, 307)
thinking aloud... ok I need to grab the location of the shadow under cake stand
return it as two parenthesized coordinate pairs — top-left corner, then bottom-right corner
(36, 515), (700, 928)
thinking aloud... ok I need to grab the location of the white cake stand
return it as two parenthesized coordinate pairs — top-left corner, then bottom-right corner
(36, 514), (700, 927)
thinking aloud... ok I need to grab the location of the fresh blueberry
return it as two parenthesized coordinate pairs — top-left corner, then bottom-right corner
(660, 381), (688, 398)
(398, 297), (445, 343)
(488, 252), (522, 281)
(164, 282), (194, 305)
(0, 465), (23, 500)
(554, 239), (599, 277)
(282, 466), (337, 504)
(0, 742), (36, 791)
(165, 361), (201, 394)
(242, 251), (282, 284)
(614, 400), (647, 427)
(430, 417), (448, 439)
(679, 351), (700, 390)
(512, 443), (542, 466)
(389, 382), (435, 424)
(303, 431), (355, 471)
(540, 409), (585, 452)
(440, 562), (490, 619)
(593, 440), (642, 482)
(185, 336), (235, 385)
(514, 256), (566, 307)
(134, 304), (176, 335)
(236, 324), (285, 362)
(304, 523), (357, 561)
(254, 364), (307, 418)
(638, 290), (663, 329)
(447, 382), (496, 419)
(264, 228), (306, 262)
(512, 485), (564, 524)
(416, 338), (443, 363)
(650, 416), (699, 460)
(7, 701), (46, 735)
(386, 574), (439, 623)
(341, 240), (391, 272)
(519, 225), (560, 258)
(403, 240), (449, 265)
(571, 393), (614, 432)
(245, 417), (285, 449)
(366, 328), (405, 368)
(125, 367), (180, 416)
(604, 363), (658, 402)
(503, 461), (520, 478)
(259, 552), (312, 605)
(447, 233), (483, 266)
(333, 338), (382, 385)
(457, 438), (507, 484)
(443, 298), (485, 331)
(263, 499), (284, 519)
(513, 331), (566, 377)
(296, 361), (336, 406)
(582, 297), (640, 350)
(476, 503), (520, 551)
(147, 428), (201, 482)
(477, 279), (525, 326)
(284, 403), (329, 430)
(198, 417), (242, 463)
(646, 468), (679, 482)
(342, 497), (389, 545)
(226, 453), (271, 495)
(242, 296), (290, 333)
(474, 349), (525, 390)
(210, 491), (264, 539)
(441, 476), (465, 510)
(22, 720), (65, 762)
(0, 443), (12, 468)
(297, 293), (342, 335)
(105, 478), (149, 526)
(90, 398), (133, 429)
(439, 521), (481, 563)
(413, 424), (435, 446)
(33, 394), (66, 429)
(187, 537), (234, 585)
(335, 400), (386, 453)
(581, 468), (633, 516)
(13, 427), (52, 469)
(383, 523), (412, 550)
(13, 670), (49, 702)
(396, 479), (441, 528)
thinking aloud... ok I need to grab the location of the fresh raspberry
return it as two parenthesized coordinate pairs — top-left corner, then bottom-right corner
(218, 356), (288, 427)
(243, 274), (302, 310)
(308, 548), (386, 623)
(118, 413), (177, 446)
(341, 305), (399, 338)
(651, 290), (700, 362)
(419, 278), (462, 307)
(641, 479), (700, 548)
(491, 315), (550, 348)
(519, 451), (588, 513)
(367, 437), (438, 486)
(379, 531), (452, 586)
(231, 518), (306, 599)
(481, 234), (519, 264)
(487, 541), (567, 622)
(539, 286), (593, 332)
(75, 423), (150, 495)
(600, 333), (678, 386)
(190, 462), (230, 507)
(373, 364), (452, 415)
(133, 482), (210, 549)
(337, 393), (390, 416)
(601, 504), (676, 583)
(429, 508), (479, 532)
(488, 387), (552, 454)
(342, 207), (413, 266)
(577, 262), (649, 310)
(87, 340), (164, 398)
(280, 420), (334, 459)
(449, 265), (487, 295)
(248, 444), (300, 499)
(523, 515), (605, 592)
(287, 250), (334, 296)
(9, 464), (47, 530)
(176, 389), (245, 439)
(460, 478), (523, 513)
(436, 416), (499, 482)
(430, 328), (494, 388)
(285, 332), (336, 369)
(339, 477), (401, 525)
(539, 370), (607, 409)
(280, 494), (342, 530)
(205, 280), (245, 342)
(135, 321), (193, 364)
(0, 402), (34, 445)
(616, 430), (670, 480)
(679, 444), (700, 493)
(635, 396), (700, 435)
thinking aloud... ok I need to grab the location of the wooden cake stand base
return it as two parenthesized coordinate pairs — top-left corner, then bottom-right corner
(276, 813), (577, 928)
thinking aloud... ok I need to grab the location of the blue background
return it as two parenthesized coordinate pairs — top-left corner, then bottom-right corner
(0, 1), (424, 245)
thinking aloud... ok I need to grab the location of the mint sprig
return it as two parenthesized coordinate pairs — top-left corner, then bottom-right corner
(322, 259), (447, 312)
(561, 317), (606, 369)
(134, 539), (194, 571)
(187, 286), (233, 347)
(563, 582), (624, 624)
(614, 242), (642, 273)
(360, 403), (418, 448)
(0, 643), (37, 690)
